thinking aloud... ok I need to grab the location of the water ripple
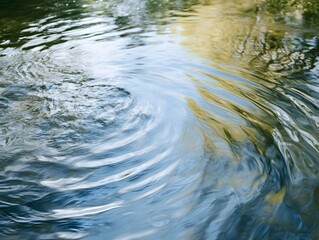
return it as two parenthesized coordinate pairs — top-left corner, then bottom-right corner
(0, 0), (319, 239)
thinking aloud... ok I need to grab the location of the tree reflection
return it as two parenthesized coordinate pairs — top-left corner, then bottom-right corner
(171, 0), (319, 238)
(171, 0), (319, 76)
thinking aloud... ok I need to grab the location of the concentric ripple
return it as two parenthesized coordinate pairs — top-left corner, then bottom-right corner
(0, 0), (319, 239)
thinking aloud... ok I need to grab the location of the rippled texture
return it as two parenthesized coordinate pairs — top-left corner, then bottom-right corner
(1, 0), (319, 239)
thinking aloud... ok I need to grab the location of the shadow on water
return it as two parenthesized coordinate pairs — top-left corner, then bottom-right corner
(0, 0), (319, 239)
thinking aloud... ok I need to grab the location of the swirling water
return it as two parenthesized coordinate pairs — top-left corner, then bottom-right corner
(0, 0), (319, 239)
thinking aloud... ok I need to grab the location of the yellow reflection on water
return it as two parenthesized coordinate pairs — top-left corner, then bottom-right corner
(265, 187), (286, 205)
(172, 0), (261, 65)
(187, 98), (250, 142)
(171, 0), (309, 75)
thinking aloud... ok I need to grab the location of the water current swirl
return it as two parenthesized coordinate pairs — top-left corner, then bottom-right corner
(0, 0), (319, 239)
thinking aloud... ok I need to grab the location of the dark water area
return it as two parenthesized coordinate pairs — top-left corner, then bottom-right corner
(0, 0), (319, 239)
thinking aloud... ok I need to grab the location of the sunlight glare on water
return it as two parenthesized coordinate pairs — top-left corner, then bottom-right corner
(0, 0), (319, 239)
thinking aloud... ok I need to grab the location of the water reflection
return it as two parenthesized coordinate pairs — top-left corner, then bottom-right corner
(0, 0), (319, 239)
(174, 1), (319, 238)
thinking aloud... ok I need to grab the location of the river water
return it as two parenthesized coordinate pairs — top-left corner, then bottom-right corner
(0, 0), (319, 239)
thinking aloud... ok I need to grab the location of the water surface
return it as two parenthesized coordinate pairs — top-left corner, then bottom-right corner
(1, 0), (319, 239)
